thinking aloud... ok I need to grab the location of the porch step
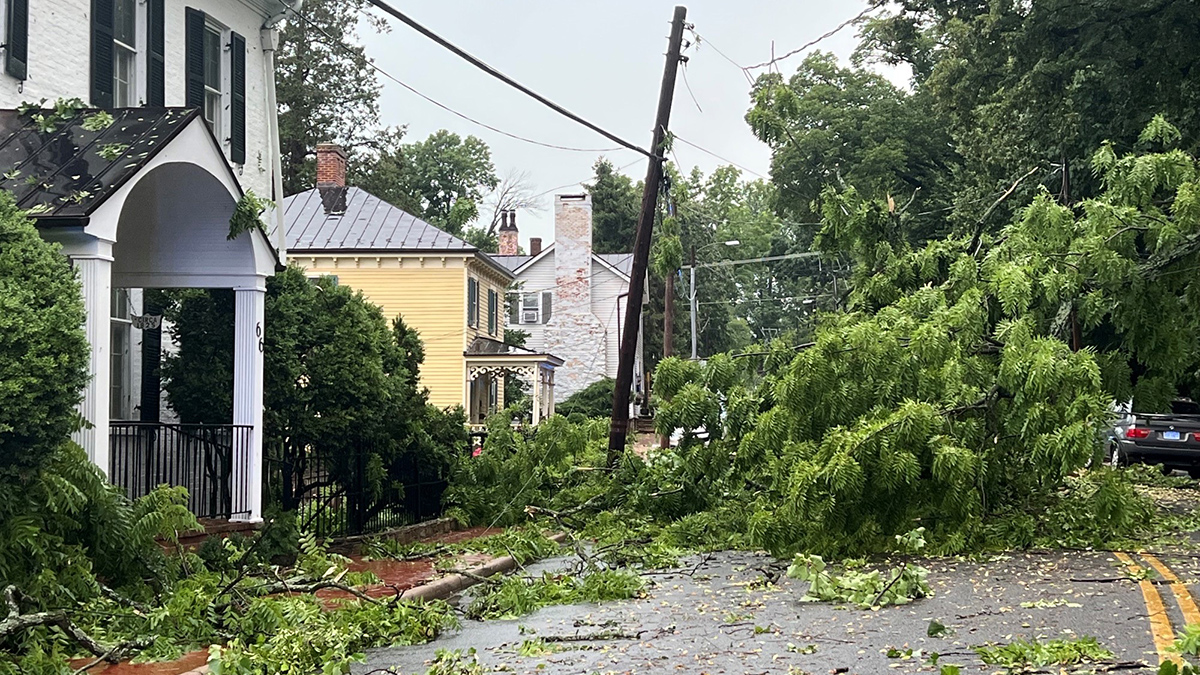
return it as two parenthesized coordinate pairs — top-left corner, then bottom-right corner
(172, 518), (262, 550)
(634, 417), (656, 434)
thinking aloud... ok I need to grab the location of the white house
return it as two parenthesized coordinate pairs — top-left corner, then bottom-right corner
(4, 0), (293, 521)
(492, 194), (646, 407)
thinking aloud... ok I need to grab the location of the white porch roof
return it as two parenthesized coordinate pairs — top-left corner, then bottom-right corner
(7, 105), (275, 522)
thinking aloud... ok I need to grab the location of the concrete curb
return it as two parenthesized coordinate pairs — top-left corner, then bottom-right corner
(400, 531), (570, 601)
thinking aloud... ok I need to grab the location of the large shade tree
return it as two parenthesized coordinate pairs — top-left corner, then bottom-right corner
(650, 119), (1200, 555)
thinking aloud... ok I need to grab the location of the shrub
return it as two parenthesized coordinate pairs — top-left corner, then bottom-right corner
(0, 194), (88, 475)
(162, 266), (466, 519)
(555, 378), (616, 419)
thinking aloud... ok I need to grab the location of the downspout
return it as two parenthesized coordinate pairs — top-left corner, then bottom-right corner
(261, 0), (302, 265)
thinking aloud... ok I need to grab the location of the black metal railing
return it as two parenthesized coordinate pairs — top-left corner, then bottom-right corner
(266, 440), (451, 539)
(109, 422), (253, 519)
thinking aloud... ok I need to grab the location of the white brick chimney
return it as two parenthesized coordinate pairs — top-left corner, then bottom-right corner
(545, 194), (607, 400)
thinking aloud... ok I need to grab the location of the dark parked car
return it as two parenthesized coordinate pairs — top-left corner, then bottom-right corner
(1109, 399), (1200, 477)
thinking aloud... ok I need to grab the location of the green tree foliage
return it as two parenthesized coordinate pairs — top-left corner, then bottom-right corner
(161, 267), (466, 515)
(277, 0), (384, 193)
(1, 461), (456, 674)
(0, 195), (88, 475)
(0, 445), (200, 610)
(587, 158), (641, 255)
(855, 0), (1200, 224)
(351, 129), (499, 235)
(444, 416), (609, 527)
(555, 378), (616, 420)
(648, 122), (1200, 554)
(747, 52), (959, 238)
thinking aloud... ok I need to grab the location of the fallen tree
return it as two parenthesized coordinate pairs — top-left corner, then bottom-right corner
(452, 119), (1198, 557)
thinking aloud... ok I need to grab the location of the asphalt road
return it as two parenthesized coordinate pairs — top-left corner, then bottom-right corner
(357, 547), (1199, 674)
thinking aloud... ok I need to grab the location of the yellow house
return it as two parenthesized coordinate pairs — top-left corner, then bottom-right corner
(282, 144), (562, 425)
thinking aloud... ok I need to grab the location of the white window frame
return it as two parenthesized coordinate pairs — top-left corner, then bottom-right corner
(202, 18), (230, 149)
(520, 292), (540, 325)
(110, 288), (133, 420)
(111, 0), (146, 106)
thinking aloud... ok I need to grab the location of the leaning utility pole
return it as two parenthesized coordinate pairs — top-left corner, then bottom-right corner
(607, 5), (688, 466)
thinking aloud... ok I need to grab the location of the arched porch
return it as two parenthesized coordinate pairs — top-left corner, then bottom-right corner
(27, 109), (277, 521)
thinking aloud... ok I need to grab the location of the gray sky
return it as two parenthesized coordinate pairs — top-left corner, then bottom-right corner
(358, 1), (884, 249)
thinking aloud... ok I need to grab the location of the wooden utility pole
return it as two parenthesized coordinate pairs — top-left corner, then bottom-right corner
(607, 5), (688, 466)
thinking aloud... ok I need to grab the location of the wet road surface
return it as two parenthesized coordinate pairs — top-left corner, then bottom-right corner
(358, 548), (1200, 674)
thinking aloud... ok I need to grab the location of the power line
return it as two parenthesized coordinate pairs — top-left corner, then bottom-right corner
(680, 63), (704, 114)
(286, 6), (622, 154)
(671, 135), (769, 180)
(690, 31), (755, 85)
(359, 0), (653, 158)
(743, 6), (877, 71)
(529, 158), (643, 201)
(685, 250), (824, 269)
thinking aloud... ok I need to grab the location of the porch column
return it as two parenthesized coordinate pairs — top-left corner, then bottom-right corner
(232, 285), (266, 522)
(531, 368), (542, 425)
(72, 253), (113, 474)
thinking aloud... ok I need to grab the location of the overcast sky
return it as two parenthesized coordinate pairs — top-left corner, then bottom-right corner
(357, 1), (886, 249)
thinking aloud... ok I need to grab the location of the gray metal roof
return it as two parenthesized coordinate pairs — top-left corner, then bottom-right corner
(284, 187), (477, 252)
(599, 253), (634, 276)
(491, 247), (633, 278)
(0, 107), (199, 221)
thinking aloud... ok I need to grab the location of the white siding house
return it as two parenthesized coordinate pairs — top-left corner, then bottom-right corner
(3, 0), (292, 521)
(493, 195), (646, 408)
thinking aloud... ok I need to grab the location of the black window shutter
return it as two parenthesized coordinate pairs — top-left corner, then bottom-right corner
(184, 8), (206, 110)
(467, 278), (477, 327)
(90, 0), (114, 107)
(5, 0), (28, 81)
(488, 290), (497, 334)
(230, 32), (246, 163)
(508, 293), (519, 325)
(542, 292), (552, 323)
(146, 0), (165, 105)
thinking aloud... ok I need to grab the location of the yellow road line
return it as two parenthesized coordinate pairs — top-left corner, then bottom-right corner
(1142, 553), (1200, 627)
(1115, 551), (1178, 664)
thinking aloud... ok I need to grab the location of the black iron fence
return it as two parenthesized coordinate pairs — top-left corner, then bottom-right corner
(109, 422), (253, 519)
(266, 441), (451, 539)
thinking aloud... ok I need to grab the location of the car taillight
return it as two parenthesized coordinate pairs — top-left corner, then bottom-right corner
(1193, 432), (1200, 442)
(1126, 427), (1151, 439)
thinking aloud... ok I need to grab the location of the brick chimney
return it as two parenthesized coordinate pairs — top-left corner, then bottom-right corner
(529, 237), (542, 256)
(544, 193), (607, 401)
(498, 209), (519, 255)
(315, 142), (347, 188)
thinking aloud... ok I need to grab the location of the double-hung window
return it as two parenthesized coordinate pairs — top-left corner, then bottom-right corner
(110, 288), (132, 420)
(92, 0), (161, 107)
(521, 293), (540, 324)
(185, 8), (246, 163)
(512, 292), (552, 325)
(112, 0), (137, 106)
(201, 23), (222, 132)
